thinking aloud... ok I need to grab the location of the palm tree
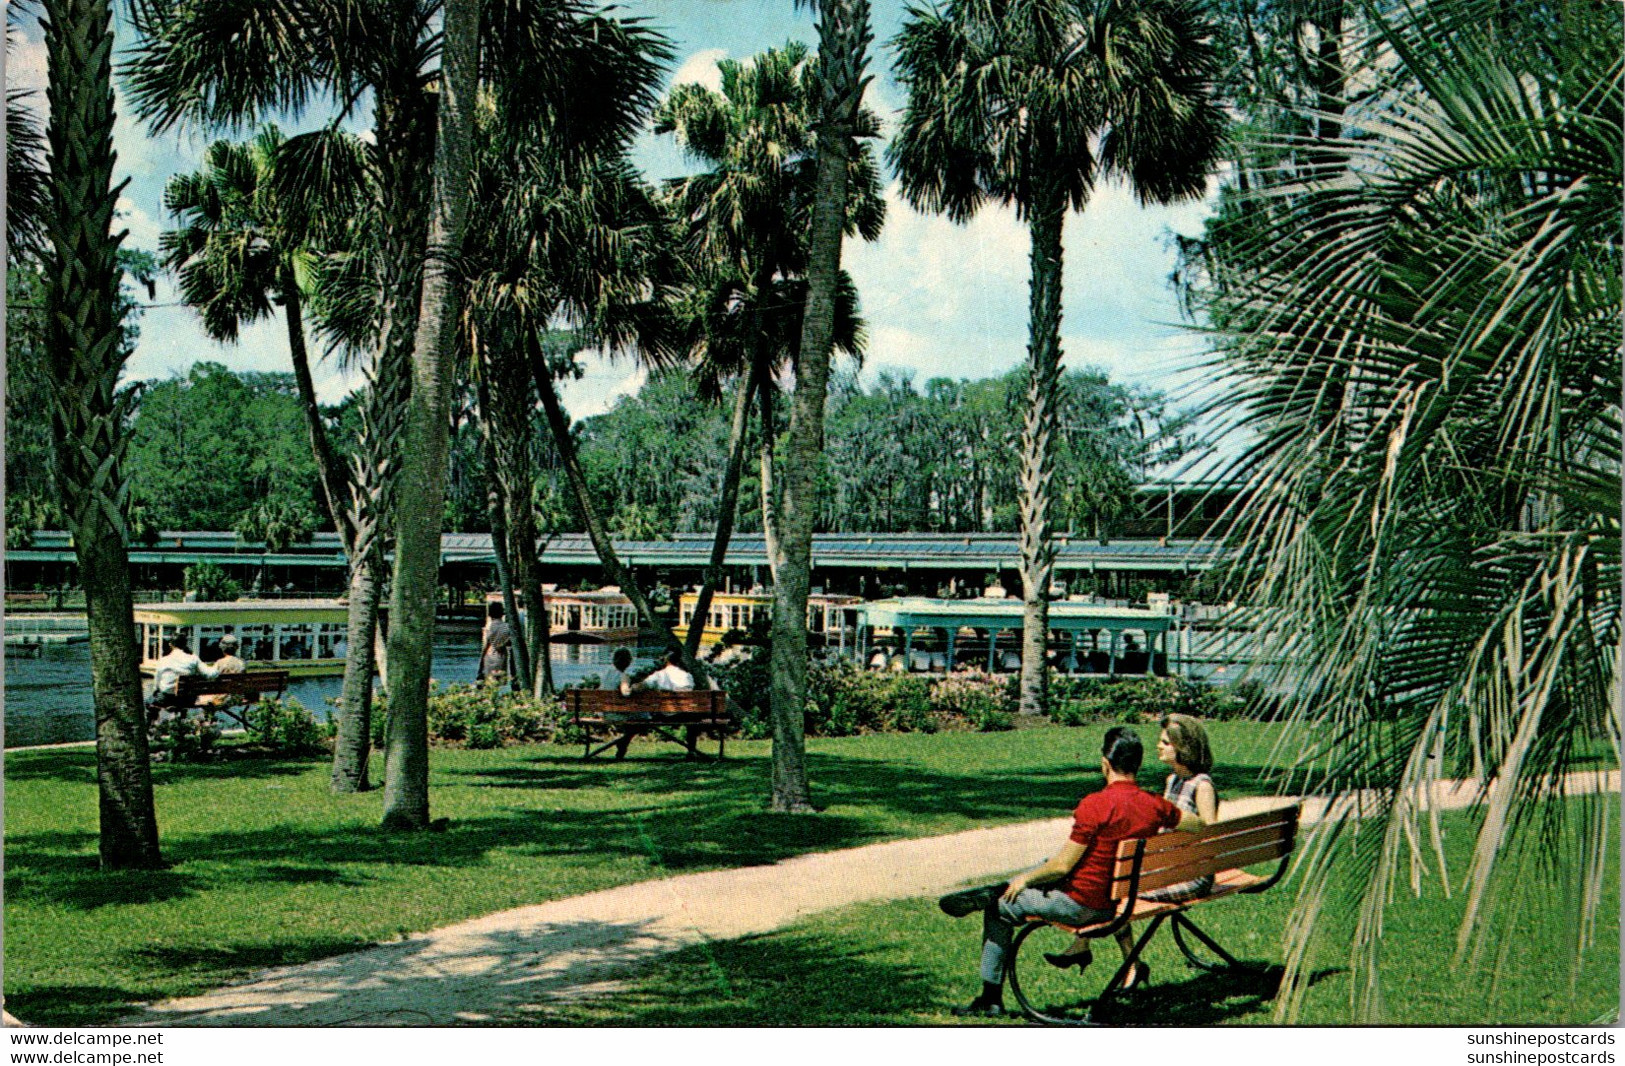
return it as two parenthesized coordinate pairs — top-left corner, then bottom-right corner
(157, 125), (389, 791)
(465, 152), (692, 669)
(654, 42), (881, 663)
(890, 0), (1225, 716)
(1194, 1), (1621, 1021)
(379, 0), (481, 832)
(755, 0), (881, 811)
(41, 0), (163, 868)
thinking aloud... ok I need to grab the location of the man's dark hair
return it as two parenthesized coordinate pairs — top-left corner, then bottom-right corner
(666, 649), (685, 668)
(166, 632), (191, 653)
(1101, 726), (1143, 775)
(487, 601), (505, 620)
(612, 648), (632, 670)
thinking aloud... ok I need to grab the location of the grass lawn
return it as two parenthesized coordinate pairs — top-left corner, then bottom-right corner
(6, 721), (1285, 1025)
(533, 804), (1621, 1027)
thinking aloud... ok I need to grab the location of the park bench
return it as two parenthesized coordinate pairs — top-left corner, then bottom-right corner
(172, 670), (290, 729)
(1006, 803), (1301, 1025)
(561, 688), (733, 761)
(5, 592), (48, 606)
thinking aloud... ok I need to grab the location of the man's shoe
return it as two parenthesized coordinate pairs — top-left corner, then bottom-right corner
(938, 883), (1006, 918)
(950, 999), (1006, 1018)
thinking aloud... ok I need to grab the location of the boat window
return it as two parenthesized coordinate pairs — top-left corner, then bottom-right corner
(238, 624), (275, 662)
(198, 625), (231, 661)
(317, 623), (343, 660)
(280, 624), (314, 660)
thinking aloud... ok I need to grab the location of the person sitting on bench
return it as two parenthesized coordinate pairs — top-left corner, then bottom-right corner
(599, 648), (634, 696)
(938, 727), (1186, 1018)
(147, 633), (219, 722)
(637, 649), (695, 692)
(197, 633), (246, 709)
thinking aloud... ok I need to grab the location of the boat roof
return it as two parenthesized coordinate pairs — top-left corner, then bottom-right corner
(857, 596), (1173, 632)
(132, 599), (349, 623)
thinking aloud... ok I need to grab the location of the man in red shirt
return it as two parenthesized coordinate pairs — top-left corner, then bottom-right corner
(938, 726), (1185, 1017)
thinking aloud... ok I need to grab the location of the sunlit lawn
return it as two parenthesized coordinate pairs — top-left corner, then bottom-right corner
(535, 804), (1620, 1027)
(5, 722), (1280, 1025)
(6, 722), (1615, 1027)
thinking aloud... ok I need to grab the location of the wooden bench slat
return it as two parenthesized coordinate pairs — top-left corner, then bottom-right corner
(1113, 819), (1297, 885)
(1117, 837), (1294, 897)
(1130, 805), (1299, 857)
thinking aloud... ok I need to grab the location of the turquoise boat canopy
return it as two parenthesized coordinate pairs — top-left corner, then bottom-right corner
(856, 596), (1173, 635)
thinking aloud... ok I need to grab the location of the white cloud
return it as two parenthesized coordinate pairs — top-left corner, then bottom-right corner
(557, 354), (647, 421)
(671, 48), (727, 92)
(116, 196), (163, 250)
(5, 32), (47, 103)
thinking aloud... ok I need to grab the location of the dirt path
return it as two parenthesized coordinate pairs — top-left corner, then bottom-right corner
(121, 770), (1618, 1027)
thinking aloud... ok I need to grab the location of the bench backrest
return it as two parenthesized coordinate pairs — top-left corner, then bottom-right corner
(1111, 804), (1300, 901)
(562, 688), (728, 716)
(177, 671), (290, 696)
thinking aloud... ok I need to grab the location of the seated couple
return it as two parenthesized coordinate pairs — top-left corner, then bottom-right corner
(146, 632), (247, 721)
(940, 715), (1218, 1017)
(597, 648), (697, 696)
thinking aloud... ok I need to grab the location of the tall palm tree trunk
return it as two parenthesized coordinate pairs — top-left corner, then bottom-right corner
(685, 361), (760, 657)
(758, 360), (783, 577)
(330, 101), (431, 793)
(486, 337), (548, 692)
(281, 262), (383, 793)
(280, 265), (351, 542)
(380, 0), (479, 831)
(330, 543), (383, 790)
(475, 363), (531, 687)
(770, 0), (871, 813)
(529, 345), (700, 676)
(43, 0), (162, 867)
(1016, 188), (1066, 717)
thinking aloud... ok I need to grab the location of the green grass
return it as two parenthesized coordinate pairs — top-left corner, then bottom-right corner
(532, 805), (1621, 1027)
(5, 721), (1281, 1025)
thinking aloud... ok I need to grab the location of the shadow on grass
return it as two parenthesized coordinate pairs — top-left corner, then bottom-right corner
(530, 928), (939, 1027)
(1015, 964), (1344, 1027)
(3, 748), (323, 785)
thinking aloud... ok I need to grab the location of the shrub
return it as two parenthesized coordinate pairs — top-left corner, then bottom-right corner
(422, 680), (563, 748)
(246, 698), (327, 756)
(150, 710), (222, 761)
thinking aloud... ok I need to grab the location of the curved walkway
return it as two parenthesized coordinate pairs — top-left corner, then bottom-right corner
(122, 770), (1618, 1027)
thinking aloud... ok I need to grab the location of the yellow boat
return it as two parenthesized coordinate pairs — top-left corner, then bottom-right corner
(677, 590), (862, 646)
(134, 600), (353, 678)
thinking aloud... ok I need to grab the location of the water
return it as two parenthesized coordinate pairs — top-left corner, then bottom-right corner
(2, 627), (667, 748)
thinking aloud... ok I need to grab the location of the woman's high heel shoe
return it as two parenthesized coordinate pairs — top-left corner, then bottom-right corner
(1043, 949), (1092, 971)
(1119, 961), (1151, 990)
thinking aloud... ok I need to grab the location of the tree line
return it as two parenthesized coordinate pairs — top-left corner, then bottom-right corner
(5, 358), (1189, 546)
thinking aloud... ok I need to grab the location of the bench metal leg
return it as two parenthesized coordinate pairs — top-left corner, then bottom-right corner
(1007, 914), (1166, 1027)
(1170, 912), (1262, 973)
(584, 734), (629, 760)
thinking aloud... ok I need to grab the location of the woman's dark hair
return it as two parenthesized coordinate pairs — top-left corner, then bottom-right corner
(612, 648), (633, 670)
(1101, 726), (1143, 775)
(1159, 713), (1213, 775)
(487, 601), (504, 620)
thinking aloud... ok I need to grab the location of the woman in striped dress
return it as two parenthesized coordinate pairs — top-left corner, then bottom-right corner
(1142, 713), (1219, 902)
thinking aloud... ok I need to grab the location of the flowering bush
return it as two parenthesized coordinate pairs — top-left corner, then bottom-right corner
(423, 681), (567, 748)
(246, 697), (327, 756)
(150, 710), (223, 761)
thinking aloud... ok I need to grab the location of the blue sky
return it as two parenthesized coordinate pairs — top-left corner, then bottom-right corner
(7, 0), (1217, 419)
